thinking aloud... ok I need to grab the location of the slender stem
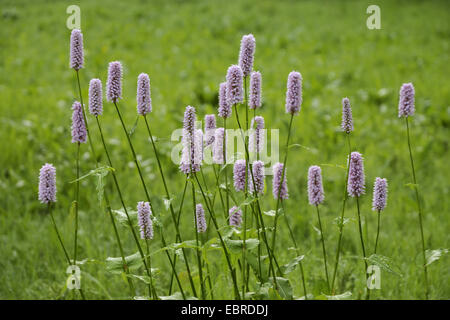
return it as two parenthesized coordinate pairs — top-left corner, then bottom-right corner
(356, 196), (370, 300)
(145, 240), (157, 299)
(374, 210), (381, 254)
(191, 179), (206, 299)
(281, 200), (307, 299)
(405, 117), (429, 299)
(193, 173), (241, 300)
(223, 118), (229, 216)
(143, 116), (190, 296)
(73, 142), (80, 265)
(212, 164), (228, 220)
(169, 178), (189, 295)
(95, 116), (167, 299)
(331, 133), (352, 293)
(316, 205), (330, 292)
(74, 70), (135, 297)
(272, 113), (294, 255)
(234, 103), (280, 285)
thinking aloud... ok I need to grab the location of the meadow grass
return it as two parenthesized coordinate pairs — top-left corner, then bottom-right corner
(0, 0), (448, 299)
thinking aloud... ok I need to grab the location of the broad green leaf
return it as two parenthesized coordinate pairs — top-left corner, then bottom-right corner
(366, 254), (402, 277)
(224, 238), (260, 254)
(106, 252), (144, 274)
(274, 277), (293, 299)
(425, 249), (448, 266)
(280, 255), (304, 275)
(111, 209), (137, 227)
(325, 291), (352, 300)
(246, 252), (268, 282)
(159, 292), (198, 300)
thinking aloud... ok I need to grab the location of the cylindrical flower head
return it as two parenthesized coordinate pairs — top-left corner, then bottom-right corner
(106, 61), (122, 102)
(71, 101), (87, 143)
(372, 177), (388, 211)
(213, 127), (225, 164)
(249, 116), (265, 153)
(238, 34), (256, 77)
(285, 71), (302, 115)
(398, 83), (415, 117)
(249, 71), (262, 109)
(137, 201), (153, 240)
(341, 97), (353, 134)
(89, 78), (103, 116)
(38, 163), (57, 204)
(308, 165), (325, 205)
(233, 159), (247, 192)
(196, 203), (207, 233)
(180, 129), (202, 174)
(204, 114), (216, 147)
(229, 206), (243, 227)
(249, 160), (265, 195)
(226, 65), (244, 105)
(272, 162), (288, 200)
(183, 106), (196, 136)
(347, 152), (365, 197)
(70, 29), (84, 70)
(137, 73), (152, 116)
(218, 82), (232, 118)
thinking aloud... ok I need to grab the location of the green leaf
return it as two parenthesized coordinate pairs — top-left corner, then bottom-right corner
(425, 249), (448, 266)
(274, 277), (293, 299)
(126, 270), (160, 284)
(70, 166), (114, 183)
(106, 252), (144, 274)
(159, 292), (198, 300)
(111, 208), (137, 227)
(366, 254), (402, 277)
(246, 252), (268, 282)
(224, 238), (259, 254)
(280, 255), (304, 275)
(324, 291), (352, 300)
(70, 166), (114, 204)
(128, 116), (139, 137)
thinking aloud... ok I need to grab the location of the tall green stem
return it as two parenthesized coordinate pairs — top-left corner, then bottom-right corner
(405, 117), (429, 299)
(356, 196), (370, 300)
(73, 142), (80, 265)
(374, 210), (381, 254)
(272, 113), (294, 255)
(193, 173), (241, 300)
(191, 179), (206, 299)
(143, 116), (191, 296)
(331, 133), (352, 293)
(74, 69), (131, 297)
(95, 116), (162, 299)
(316, 205), (330, 292)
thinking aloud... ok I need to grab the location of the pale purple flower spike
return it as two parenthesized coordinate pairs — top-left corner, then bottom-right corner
(372, 177), (388, 211)
(106, 61), (122, 102)
(341, 97), (353, 133)
(137, 73), (152, 116)
(285, 71), (302, 115)
(213, 127), (225, 164)
(180, 129), (203, 174)
(137, 201), (153, 240)
(38, 163), (57, 204)
(249, 160), (265, 195)
(71, 101), (87, 144)
(196, 204), (207, 233)
(218, 82), (232, 118)
(229, 206), (243, 227)
(272, 162), (288, 200)
(89, 79), (103, 116)
(249, 71), (262, 109)
(226, 65), (244, 105)
(398, 83), (415, 117)
(204, 114), (216, 147)
(233, 159), (247, 192)
(308, 165), (325, 205)
(348, 152), (365, 197)
(249, 116), (264, 153)
(238, 34), (256, 77)
(70, 29), (84, 70)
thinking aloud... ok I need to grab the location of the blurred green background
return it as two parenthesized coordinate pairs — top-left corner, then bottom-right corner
(0, 0), (448, 299)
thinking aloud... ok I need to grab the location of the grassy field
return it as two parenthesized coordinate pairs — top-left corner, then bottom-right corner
(0, 0), (449, 299)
